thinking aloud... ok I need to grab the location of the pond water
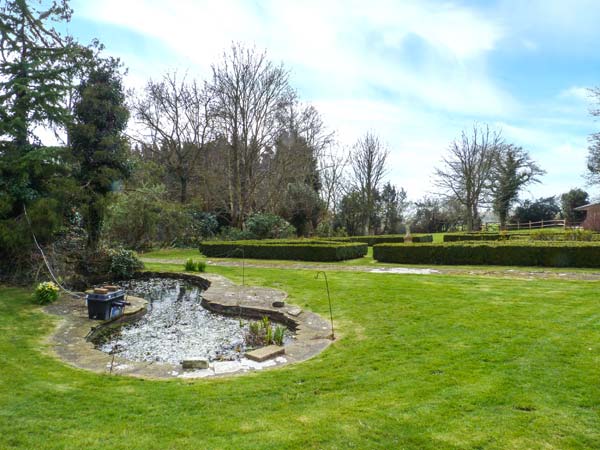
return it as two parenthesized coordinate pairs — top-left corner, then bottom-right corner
(97, 278), (251, 364)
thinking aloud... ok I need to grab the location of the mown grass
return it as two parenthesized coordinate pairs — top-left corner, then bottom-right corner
(141, 246), (600, 275)
(1, 267), (600, 449)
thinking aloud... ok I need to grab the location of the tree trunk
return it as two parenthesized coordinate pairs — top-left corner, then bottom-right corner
(179, 177), (187, 203)
(499, 208), (507, 229)
(363, 215), (370, 236)
(15, 16), (29, 150)
(466, 209), (474, 231)
(86, 199), (103, 251)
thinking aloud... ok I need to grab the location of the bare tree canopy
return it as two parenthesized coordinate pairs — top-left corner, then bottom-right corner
(586, 87), (600, 184)
(259, 103), (333, 213)
(435, 124), (502, 231)
(319, 143), (350, 213)
(351, 132), (389, 234)
(132, 71), (213, 203)
(208, 43), (295, 226)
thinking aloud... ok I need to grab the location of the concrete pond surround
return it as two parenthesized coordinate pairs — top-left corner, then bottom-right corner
(44, 272), (333, 379)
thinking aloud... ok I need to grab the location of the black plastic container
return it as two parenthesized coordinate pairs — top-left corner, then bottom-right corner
(86, 290), (124, 302)
(87, 290), (125, 320)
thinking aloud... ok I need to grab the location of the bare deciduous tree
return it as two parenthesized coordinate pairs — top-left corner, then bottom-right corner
(435, 124), (502, 231)
(319, 144), (350, 213)
(351, 132), (389, 235)
(132, 71), (212, 203)
(292, 104), (334, 160)
(259, 103), (333, 213)
(586, 87), (600, 184)
(208, 43), (295, 227)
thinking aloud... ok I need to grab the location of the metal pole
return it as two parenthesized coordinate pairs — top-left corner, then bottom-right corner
(315, 271), (335, 340)
(234, 248), (245, 320)
(235, 247), (245, 286)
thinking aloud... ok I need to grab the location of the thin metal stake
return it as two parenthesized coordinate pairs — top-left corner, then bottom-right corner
(235, 247), (245, 287)
(234, 248), (245, 319)
(110, 352), (116, 374)
(315, 271), (335, 340)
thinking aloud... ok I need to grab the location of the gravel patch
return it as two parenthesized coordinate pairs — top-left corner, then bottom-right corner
(98, 278), (249, 364)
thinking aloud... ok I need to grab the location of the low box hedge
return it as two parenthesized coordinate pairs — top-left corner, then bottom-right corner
(443, 233), (510, 242)
(442, 233), (533, 242)
(352, 234), (433, 246)
(321, 235), (433, 246)
(373, 241), (600, 267)
(199, 240), (368, 261)
(444, 230), (600, 243)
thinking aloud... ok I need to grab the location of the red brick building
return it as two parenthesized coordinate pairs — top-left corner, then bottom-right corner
(575, 202), (600, 231)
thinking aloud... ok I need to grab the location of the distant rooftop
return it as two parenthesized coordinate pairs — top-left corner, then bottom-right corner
(574, 202), (600, 211)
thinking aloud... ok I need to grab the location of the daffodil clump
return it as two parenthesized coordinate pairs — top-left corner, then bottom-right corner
(34, 281), (60, 305)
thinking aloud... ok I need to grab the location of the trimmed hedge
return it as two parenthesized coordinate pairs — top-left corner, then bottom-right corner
(199, 240), (368, 261)
(444, 230), (600, 242)
(529, 229), (600, 241)
(443, 233), (512, 242)
(373, 241), (600, 267)
(322, 235), (433, 246)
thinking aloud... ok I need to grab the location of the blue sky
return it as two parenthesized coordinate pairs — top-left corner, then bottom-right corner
(66, 0), (600, 201)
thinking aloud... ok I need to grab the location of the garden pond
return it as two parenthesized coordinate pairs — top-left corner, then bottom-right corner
(95, 278), (292, 365)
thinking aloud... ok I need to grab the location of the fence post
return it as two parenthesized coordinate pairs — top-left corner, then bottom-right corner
(541, 219), (544, 228)
(529, 221), (531, 229)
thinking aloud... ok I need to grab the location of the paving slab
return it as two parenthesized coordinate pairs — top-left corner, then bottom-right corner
(182, 359), (209, 370)
(287, 307), (302, 317)
(245, 345), (285, 362)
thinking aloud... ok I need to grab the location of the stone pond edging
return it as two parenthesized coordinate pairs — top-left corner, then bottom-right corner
(43, 272), (332, 379)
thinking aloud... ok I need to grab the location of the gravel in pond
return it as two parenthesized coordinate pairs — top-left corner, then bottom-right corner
(98, 278), (250, 364)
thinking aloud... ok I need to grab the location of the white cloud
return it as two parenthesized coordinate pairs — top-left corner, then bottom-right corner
(75, 0), (511, 116)
(559, 86), (591, 103)
(363, 0), (504, 59)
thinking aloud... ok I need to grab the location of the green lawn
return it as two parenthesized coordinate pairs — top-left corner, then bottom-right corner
(1, 266), (600, 449)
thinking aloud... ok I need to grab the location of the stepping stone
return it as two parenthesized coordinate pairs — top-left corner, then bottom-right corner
(181, 359), (209, 370)
(245, 345), (285, 362)
(287, 307), (302, 317)
(213, 361), (242, 374)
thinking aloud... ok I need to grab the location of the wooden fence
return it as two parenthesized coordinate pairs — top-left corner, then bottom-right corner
(483, 219), (577, 232)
